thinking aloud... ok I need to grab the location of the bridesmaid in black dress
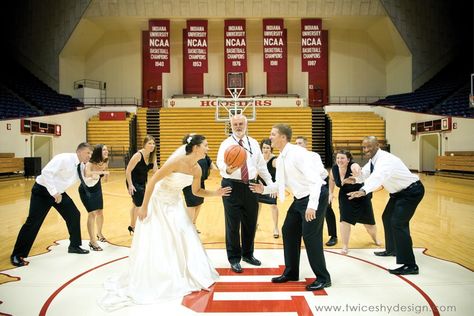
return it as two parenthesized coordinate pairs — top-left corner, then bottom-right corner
(78, 144), (109, 251)
(257, 138), (280, 238)
(181, 133), (217, 233)
(125, 135), (158, 234)
(329, 150), (380, 254)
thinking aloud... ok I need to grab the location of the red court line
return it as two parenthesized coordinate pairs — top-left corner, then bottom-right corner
(213, 280), (327, 295)
(38, 256), (128, 316)
(216, 265), (285, 275)
(325, 249), (440, 316)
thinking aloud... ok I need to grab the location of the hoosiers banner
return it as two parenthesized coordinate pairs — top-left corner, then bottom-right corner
(224, 20), (247, 72)
(262, 19), (286, 73)
(301, 18), (323, 72)
(184, 20), (208, 73)
(146, 20), (170, 73)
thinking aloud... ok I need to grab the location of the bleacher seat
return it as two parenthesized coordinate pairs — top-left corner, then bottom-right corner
(1, 61), (82, 118)
(372, 57), (473, 118)
(0, 85), (41, 120)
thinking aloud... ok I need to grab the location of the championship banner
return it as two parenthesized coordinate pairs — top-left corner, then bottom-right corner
(307, 30), (329, 107)
(184, 20), (208, 73)
(224, 20), (247, 72)
(301, 18), (322, 72)
(146, 20), (170, 73)
(262, 19), (286, 73)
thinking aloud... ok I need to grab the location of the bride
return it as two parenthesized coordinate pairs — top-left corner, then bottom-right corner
(99, 134), (231, 311)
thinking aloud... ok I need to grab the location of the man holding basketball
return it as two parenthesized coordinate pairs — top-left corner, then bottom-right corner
(217, 114), (274, 273)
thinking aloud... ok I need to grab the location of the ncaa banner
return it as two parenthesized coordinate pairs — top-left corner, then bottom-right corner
(262, 18), (286, 73)
(146, 20), (170, 73)
(184, 20), (208, 73)
(224, 20), (247, 72)
(301, 18), (322, 72)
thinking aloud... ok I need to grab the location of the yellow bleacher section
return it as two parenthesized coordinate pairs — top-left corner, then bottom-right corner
(135, 107), (148, 144)
(158, 107), (313, 163)
(327, 111), (386, 154)
(86, 113), (134, 154)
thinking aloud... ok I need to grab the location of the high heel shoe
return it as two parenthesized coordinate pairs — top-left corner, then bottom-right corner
(89, 242), (103, 251)
(97, 235), (108, 242)
(273, 229), (280, 239)
(128, 226), (134, 235)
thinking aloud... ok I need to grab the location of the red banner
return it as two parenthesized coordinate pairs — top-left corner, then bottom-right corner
(301, 18), (323, 72)
(262, 19), (286, 73)
(145, 20), (170, 73)
(308, 30), (329, 107)
(224, 20), (247, 72)
(184, 20), (208, 73)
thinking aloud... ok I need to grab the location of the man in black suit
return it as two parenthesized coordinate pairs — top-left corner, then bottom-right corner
(216, 114), (274, 273)
(250, 124), (331, 290)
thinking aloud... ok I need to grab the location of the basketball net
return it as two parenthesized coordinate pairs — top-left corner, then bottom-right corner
(215, 87), (256, 124)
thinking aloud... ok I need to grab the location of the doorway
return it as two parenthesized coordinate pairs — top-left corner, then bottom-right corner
(420, 134), (440, 173)
(32, 135), (53, 169)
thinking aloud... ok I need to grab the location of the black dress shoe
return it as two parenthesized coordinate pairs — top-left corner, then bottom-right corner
(374, 250), (396, 257)
(271, 275), (299, 283)
(389, 264), (419, 275)
(230, 262), (242, 273)
(242, 256), (261, 266)
(306, 280), (331, 291)
(10, 255), (29, 267)
(325, 236), (338, 247)
(68, 246), (90, 254)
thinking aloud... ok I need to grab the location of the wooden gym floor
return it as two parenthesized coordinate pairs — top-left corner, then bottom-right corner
(0, 170), (472, 277)
(0, 171), (473, 315)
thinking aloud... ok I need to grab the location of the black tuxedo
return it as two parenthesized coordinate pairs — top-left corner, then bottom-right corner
(281, 185), (331, 283)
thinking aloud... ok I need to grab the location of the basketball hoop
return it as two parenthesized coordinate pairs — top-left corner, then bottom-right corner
(215, 87), (256, 123)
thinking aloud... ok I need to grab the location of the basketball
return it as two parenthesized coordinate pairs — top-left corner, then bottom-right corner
(224, 145), (247, 168)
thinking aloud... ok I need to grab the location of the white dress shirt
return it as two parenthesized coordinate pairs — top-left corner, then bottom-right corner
(310, 151), (328, 180)
(358, 149), (419, 194)
(80, 163), (100, 187)
(36, 153), (80, 196)
(263, 143), (324, 210)
(217, 134), (273, 185)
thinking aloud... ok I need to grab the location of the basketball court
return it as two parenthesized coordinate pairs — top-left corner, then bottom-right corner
(0, 172), (473, 315)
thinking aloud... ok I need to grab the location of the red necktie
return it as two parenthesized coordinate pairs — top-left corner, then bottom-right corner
(238, 139), (249, 183)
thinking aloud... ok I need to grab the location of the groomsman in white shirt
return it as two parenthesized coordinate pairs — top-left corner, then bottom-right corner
(346, 136), (424, 275)
(250, 123), (331, 291)
(295, 135), (338, 247)
(10, 143), (92, 267)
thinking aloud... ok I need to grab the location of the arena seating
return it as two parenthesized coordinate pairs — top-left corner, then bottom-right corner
(327, 112), (387, 160)
(430, 84), (474, 117)
(372, 58), (472, 118)
(0, 153), (24, 176)
(1, 61), (82, 117)
(86, 113), (136, 167)
(0, 85), (41, 119)
(158, 107), (312, 164)
(435, 151), (474, 179)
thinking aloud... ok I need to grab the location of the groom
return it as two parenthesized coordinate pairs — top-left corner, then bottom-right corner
(250, 123), (331, 290)
(10, 142), (92, 267)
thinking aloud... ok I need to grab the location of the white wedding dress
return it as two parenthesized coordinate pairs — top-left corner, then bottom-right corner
(98, 171), (218, 311)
